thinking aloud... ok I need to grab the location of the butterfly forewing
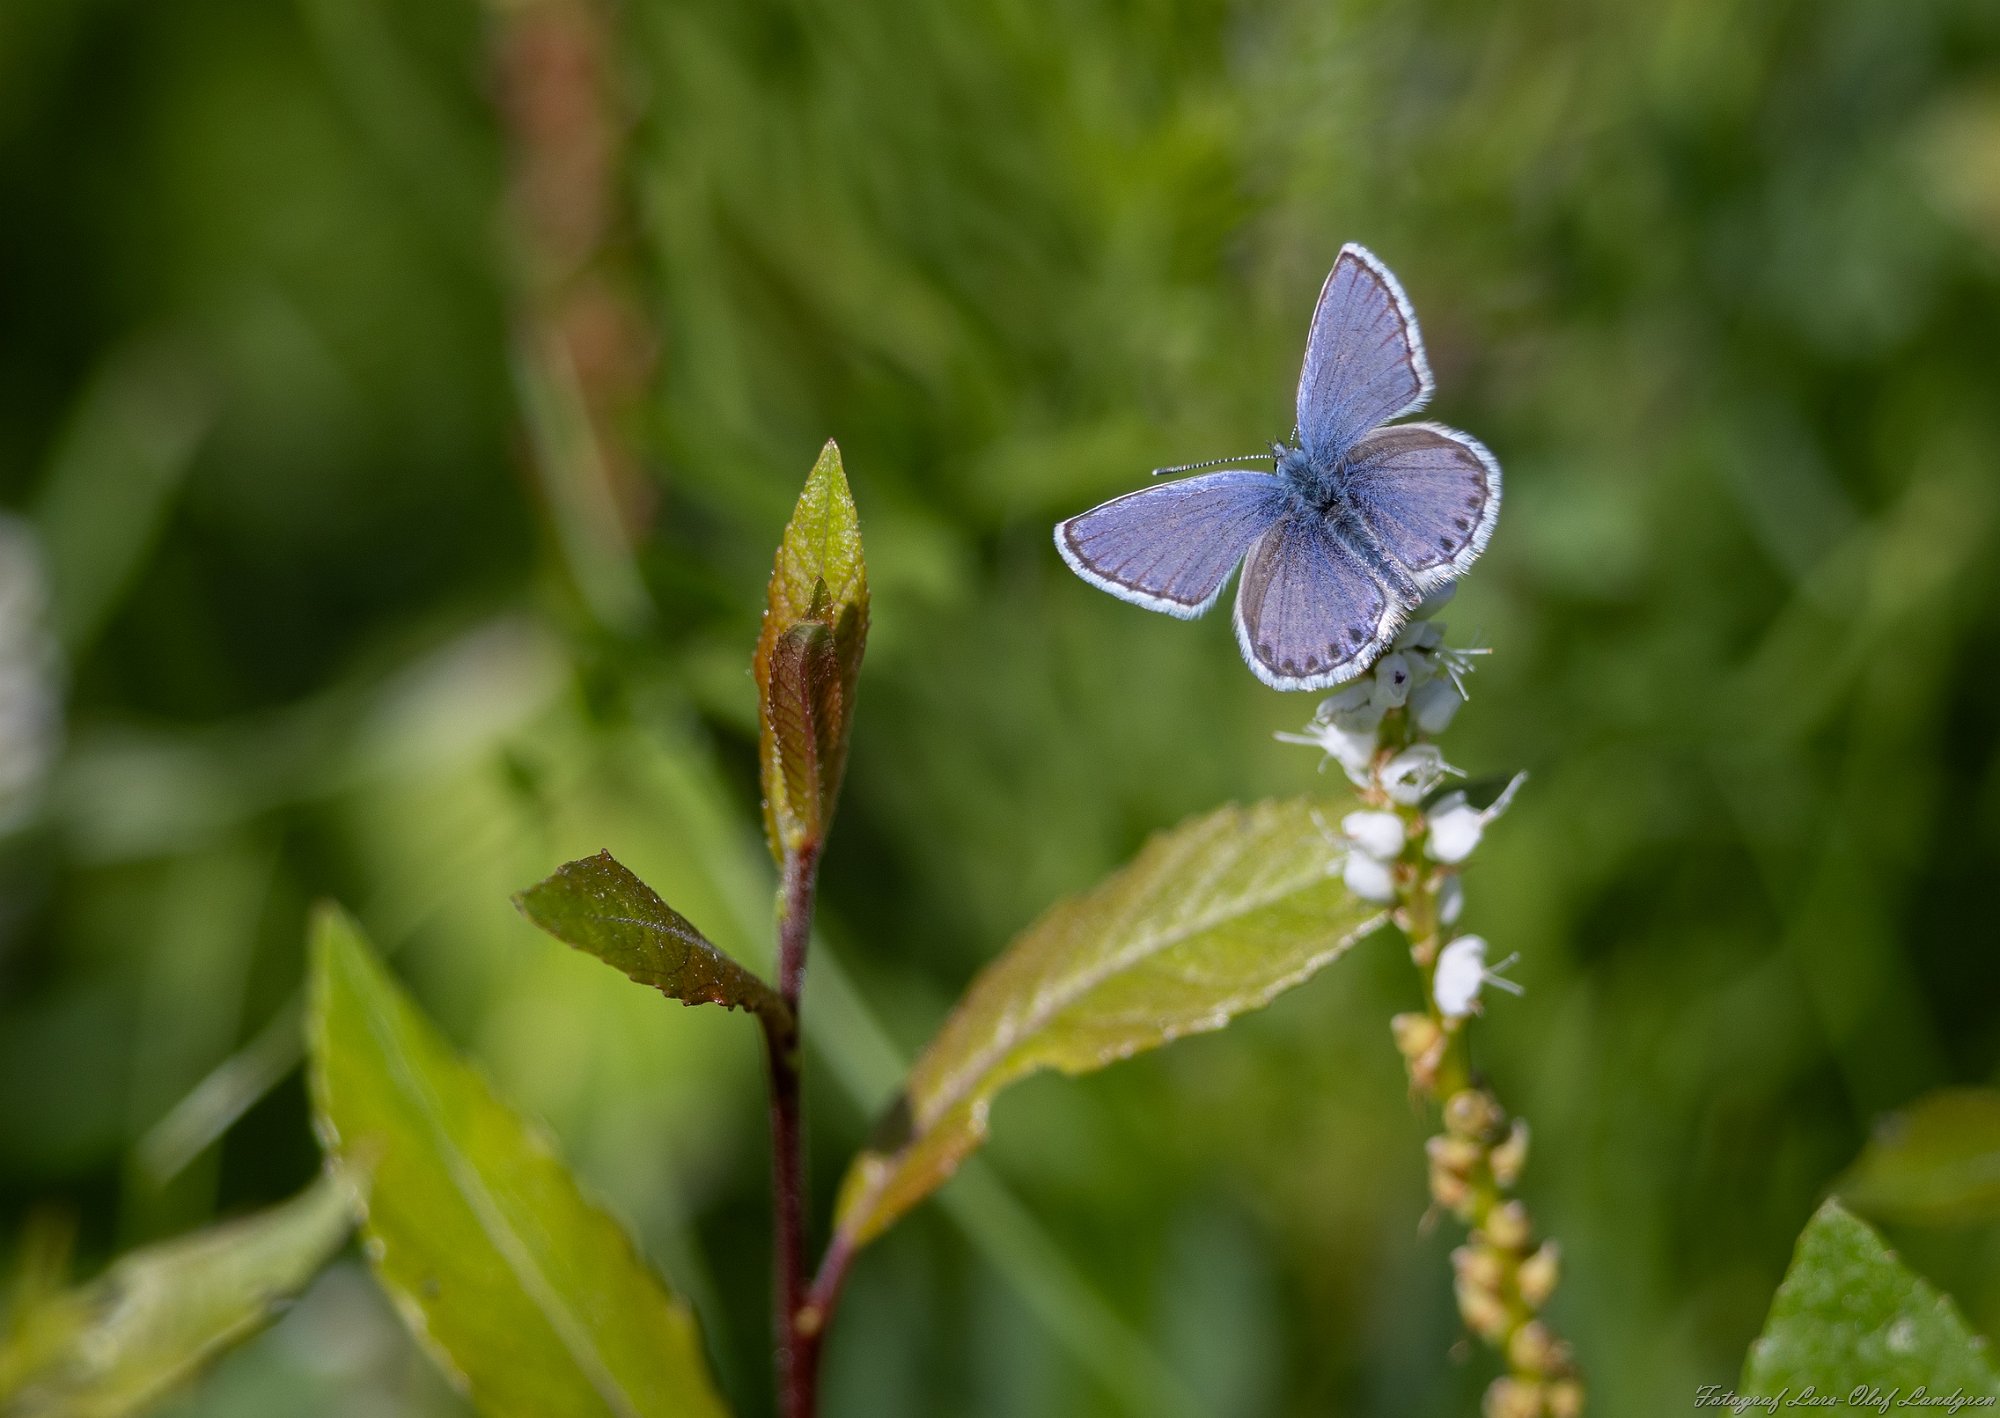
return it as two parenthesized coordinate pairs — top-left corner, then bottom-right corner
(1341, 422), (1501, 591)
(1055, 471), (1289, 618)
(1296, 245), (1433, 465)
(1233, 513), (1398, 690)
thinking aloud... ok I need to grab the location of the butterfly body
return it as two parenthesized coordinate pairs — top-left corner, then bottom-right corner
(1055, 243), (1500, 691)
(1275, 444), (1329, 506)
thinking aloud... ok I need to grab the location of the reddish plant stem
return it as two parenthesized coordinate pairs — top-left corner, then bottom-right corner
(767, 844), (820, 1418)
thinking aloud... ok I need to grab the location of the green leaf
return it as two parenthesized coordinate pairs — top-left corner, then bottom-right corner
(832, 798), (1385, 1252)
(307, 907), (729, 1418)
(1838, 1088), (2000, 1226)
(1743, 1199), (1999, 1395)
(514, 851), (789, 1033)
(0, 1174), (356, 1418)
(754, 439), (867, 862)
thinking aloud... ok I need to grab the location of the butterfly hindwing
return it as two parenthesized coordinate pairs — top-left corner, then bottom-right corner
(1233, 512), (1400, 691)
(1296, 244), (1433, 465)
(1341, 422), (1502, 591)
(1055, 471), (1289, 618)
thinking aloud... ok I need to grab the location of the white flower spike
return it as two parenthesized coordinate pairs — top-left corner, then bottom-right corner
(1433, 936), (1523, 1021)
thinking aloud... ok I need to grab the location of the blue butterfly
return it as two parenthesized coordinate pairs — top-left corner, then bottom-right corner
(1055, 244), (1500, 691)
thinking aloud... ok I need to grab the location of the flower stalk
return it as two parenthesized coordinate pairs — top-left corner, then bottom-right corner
(1284, 595), (1583, 1418)
(766, 843), (820, 1418)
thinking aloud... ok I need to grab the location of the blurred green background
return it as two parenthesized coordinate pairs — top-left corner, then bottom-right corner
(6, 0), (2000, 1413)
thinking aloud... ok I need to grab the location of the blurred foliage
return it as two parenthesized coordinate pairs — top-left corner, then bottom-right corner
(4, 0), (2000, 1414)
(1839, 1088), (2000, 1229)
(0, 1174), (353, 1417)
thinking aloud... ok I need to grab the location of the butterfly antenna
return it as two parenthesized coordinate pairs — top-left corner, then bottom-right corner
(1150, 452), (1277, 477)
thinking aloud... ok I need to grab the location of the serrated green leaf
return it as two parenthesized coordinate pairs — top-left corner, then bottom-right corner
(307, 907), (729, 1418)
(0, 1174), (355, 1418)
(832, 798), (1384, 1252)
(1743, 1199), (2000, 1396)
(514, 851), (789, 1032)
(754, 440), (867, 862)
(1838, 1089), (2000, 1226)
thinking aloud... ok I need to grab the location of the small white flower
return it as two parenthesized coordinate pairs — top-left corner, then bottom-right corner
(1317, 683), (1374, 717)
(1411, 583), (1457, 619)
(1343, 850), (1398, 904)
(1438, 874), (1465, 926)
(1274, 720), (1378, 787)
(1410, 677), (1463, 735)
(1371, 653), (1414, 709)
(1332, 698), (1386, 734)
(1394, 619), (1445, 653)
(1424, 797), (1485, 864)
(1382, 745), (1456, 805)
(1423, 772), (1526, 864)
(1434, 643), (1490, 698)
(1433, 935), (1522, 1020)
(1341, 809), (1405, 861)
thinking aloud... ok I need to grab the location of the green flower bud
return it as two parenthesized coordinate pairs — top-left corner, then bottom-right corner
(1444, 1089), (1504, 1142)
(1455, 1272), (1511, 1343)
(1483, 1377), (1544, 1418)
(1392, 1012), (1442, 1059)
(1547, 1378), (1586, 1418)
(1485, 1199), (1533, 1252)
(1508, 1320), (1560, 1375)
(1427, 1133), (1482, 1175)
(1518, 1241), (1561, 1308)
(1490, 1120), (1530, 1187)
